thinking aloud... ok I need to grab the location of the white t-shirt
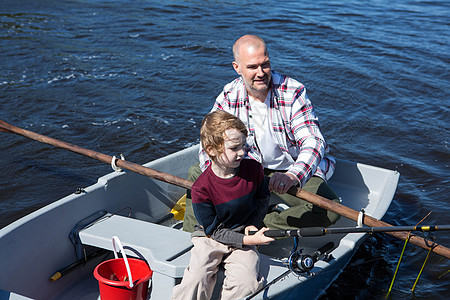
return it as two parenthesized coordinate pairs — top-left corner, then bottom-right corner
(248, 92), (292, 170)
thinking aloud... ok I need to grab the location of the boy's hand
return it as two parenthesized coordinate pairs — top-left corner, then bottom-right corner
(243, 226), (275, 246)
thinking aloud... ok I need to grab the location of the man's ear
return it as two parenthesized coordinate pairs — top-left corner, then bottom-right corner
(232, 61), (241, 75)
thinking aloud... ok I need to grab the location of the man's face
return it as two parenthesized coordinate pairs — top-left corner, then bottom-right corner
(233, 45), (271, 97)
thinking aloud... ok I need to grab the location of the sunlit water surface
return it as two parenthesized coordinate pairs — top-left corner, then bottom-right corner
(1, 0), (449, 298)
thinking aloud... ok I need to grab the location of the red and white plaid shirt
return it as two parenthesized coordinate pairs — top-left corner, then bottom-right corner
(200, 71), (335, 187)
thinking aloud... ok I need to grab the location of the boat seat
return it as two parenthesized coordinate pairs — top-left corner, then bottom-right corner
(78, 214), (192, 278)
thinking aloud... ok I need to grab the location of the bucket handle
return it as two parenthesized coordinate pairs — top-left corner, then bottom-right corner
(112, 236), (134, 288)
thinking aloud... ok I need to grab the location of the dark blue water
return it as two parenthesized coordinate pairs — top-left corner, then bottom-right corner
(1, 0), (449, 298)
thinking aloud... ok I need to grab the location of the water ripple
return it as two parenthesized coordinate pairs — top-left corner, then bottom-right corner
(1, 0), (449, 298)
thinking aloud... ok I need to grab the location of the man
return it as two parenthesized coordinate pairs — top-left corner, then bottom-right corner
(183, 34), (340, 232)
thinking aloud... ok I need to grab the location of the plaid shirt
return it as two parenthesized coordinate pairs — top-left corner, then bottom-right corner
(200, 71), (335, 187)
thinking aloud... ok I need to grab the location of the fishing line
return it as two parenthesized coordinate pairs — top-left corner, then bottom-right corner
(388, 234), (411, 294)
(438, 269), (449, 279)
(388, 212), (431, 295)
(411, 233), (436, 292)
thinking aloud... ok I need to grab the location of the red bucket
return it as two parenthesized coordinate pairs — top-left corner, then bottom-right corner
(94, 236), (153, 300)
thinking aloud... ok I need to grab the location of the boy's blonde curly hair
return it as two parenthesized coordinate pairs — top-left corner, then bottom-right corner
(200, 110), (248, 160)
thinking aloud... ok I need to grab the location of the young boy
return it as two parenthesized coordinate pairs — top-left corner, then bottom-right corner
(171, 110), (274, 300)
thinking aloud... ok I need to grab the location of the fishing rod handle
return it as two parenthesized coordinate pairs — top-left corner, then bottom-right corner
(313, 242), (335, 260)
(264, 230), (289, 238)
(248, 229), (287, 237)
(249, 227), (326, 238)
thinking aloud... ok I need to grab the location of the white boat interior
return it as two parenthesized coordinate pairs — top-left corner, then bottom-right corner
(0, 145), (399, 300)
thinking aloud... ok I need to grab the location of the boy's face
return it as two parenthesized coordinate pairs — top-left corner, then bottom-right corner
(215, 128), (246, 170)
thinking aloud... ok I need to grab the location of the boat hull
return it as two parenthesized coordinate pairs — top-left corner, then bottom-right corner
(0, 145), (399, 299)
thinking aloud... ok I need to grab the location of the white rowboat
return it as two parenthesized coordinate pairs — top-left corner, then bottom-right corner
(0, 144), (400, 299)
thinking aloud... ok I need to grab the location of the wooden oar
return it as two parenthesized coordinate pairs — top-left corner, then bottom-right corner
(0, 120), (193, 190)
(1, 119), (449, 259)
(287, 188), (450, 259)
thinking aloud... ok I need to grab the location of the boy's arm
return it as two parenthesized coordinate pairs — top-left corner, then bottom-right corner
(211, 164), (271, 248)
(251, 164), (271, 227)
(209, 225), (246, 248)
(254, 178), (270, 225)
(192, 180), (247, 248)
(192, 187), (219, 236)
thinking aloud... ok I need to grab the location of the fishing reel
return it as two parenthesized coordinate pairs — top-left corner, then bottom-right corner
(285, 250), (315, 275)
(282, 236), (334, 276)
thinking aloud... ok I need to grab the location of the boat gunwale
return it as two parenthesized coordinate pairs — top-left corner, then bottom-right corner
(0, 145), (399, 299)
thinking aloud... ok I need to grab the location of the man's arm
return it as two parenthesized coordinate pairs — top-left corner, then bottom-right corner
(287, 86), (327, 186)
(269, 85), (327, 193)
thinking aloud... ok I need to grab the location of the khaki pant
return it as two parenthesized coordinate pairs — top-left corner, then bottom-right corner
(171, 237), (263, 300)
(183, 164), (340, 232)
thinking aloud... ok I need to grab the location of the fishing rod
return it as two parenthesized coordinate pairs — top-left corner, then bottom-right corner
(1, 119), (450, 259)
(252, 225), (450, 238)
(247, 224), (449, 298)
(246, 241), (335, 300)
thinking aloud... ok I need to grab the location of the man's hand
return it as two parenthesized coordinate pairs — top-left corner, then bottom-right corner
(269, 172), (299, 194)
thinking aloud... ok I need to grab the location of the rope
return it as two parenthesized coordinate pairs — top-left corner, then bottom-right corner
(111, 153), (125, 172)
(357, 209), (365, 227)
